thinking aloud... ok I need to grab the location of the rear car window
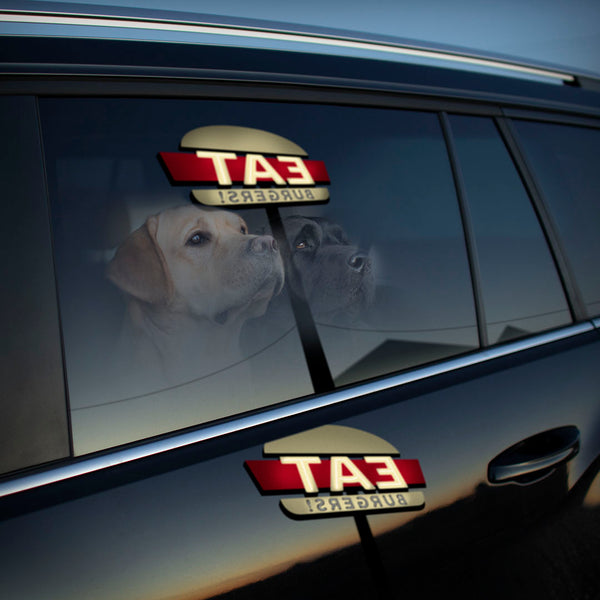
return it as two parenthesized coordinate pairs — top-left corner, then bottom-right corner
(39, 97), (479, 455)
(448, 115), (571, 344)
(278, 106), (478, 386)
(511, 120), (600, 317)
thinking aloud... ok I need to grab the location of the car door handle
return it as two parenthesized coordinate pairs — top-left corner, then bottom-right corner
(488, 426), (580, 485)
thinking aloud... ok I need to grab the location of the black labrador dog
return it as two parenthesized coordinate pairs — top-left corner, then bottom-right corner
(283, 215), (374, 324)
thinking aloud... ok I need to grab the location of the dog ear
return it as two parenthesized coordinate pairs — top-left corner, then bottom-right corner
(107, 215), (173, 305)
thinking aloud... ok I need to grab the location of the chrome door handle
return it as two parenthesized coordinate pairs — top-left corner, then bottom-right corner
(488, 426), (580, 485)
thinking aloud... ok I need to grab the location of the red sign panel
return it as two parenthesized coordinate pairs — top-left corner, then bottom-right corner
(160, 152), (330, 185)
(246, 458), (426, 493)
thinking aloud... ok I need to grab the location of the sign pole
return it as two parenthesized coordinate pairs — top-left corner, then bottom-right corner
(353, 513), (390, 599)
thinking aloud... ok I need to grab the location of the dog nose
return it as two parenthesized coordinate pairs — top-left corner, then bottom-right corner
(249, 235), (279, 254)
(348, 252), (369, 272)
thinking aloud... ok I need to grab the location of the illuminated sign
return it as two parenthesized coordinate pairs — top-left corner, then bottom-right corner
(245, 425), (426, 519)
(159, 125), (330, 207)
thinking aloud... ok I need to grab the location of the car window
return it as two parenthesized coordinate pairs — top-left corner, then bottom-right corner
(278, 107), (479, 386)
(40, 98), (479, 455)
(40, 98), (316, 456)
(448, 115), (571, 344)
(511, 119), (600, 317)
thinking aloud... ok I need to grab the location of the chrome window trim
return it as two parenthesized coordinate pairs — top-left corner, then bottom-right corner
(0, 10), (577, 84)
(0, 321), (594, 500)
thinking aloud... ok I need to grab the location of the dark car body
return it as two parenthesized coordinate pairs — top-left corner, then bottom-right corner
(1, 3), (600, 599)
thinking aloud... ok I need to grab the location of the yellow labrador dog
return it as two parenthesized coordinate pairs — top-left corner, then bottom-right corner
(107, 205), (284, 384)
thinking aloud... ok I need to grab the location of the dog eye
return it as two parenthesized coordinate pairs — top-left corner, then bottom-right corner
(187, 232), (210, 246)
(240, 225), (248, 235)
(296, 240), (307, 249)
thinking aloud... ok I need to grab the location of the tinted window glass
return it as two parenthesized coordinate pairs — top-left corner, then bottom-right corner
(40, 98), (478, 454)
(280, 108), (478, 385)
(512, 120), (600, 317)
(40, 98), (315, 455)
(449, 115), (571, 344)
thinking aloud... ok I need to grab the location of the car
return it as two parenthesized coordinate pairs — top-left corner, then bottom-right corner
(1, 2), (599, 599)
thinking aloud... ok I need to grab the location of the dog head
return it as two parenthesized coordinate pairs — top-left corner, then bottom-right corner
(107, 205), (284, 325)
(283, 215), (374, 323)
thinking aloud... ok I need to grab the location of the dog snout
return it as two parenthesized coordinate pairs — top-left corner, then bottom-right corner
(347, 251), (370, 272)
(249, 234), (279, 254)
